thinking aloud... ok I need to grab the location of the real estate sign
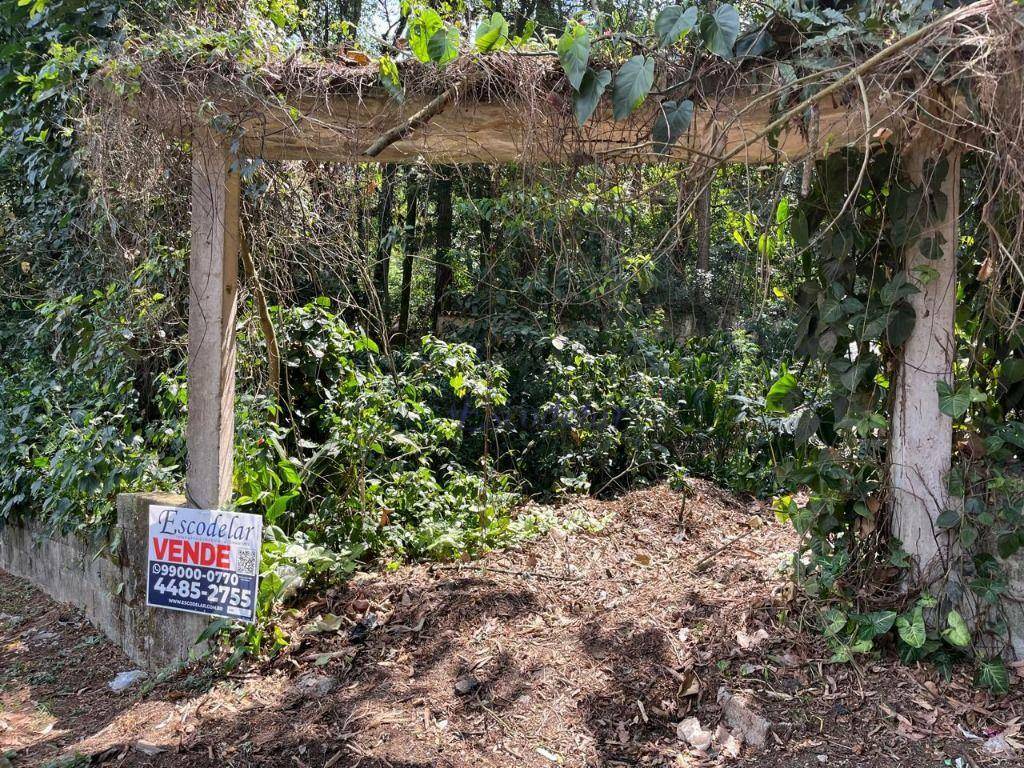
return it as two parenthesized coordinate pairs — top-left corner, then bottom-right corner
(146, 505), (262, 622)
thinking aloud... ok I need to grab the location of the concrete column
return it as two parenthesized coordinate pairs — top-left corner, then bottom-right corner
(187, 128), (240, 509)
(890, 145), (961, 585)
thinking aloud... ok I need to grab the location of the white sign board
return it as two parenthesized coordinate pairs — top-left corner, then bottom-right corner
(146, 505), (262, 622)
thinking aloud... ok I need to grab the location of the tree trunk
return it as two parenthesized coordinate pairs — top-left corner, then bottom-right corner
(397, 174), (419, 345)
(431, 169), (454, 335)
(695, 173), (711, 273)
(239, 221), (281, 412)
(889, 145), (961, 587)
(374, 164), (397, 342)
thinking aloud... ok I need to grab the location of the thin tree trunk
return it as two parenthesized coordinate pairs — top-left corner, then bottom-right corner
(239, 221), (281, 414)
(431, 169), (454, 335)
(374, 164), (397, 342)
(695, 172), (711, 273)
(398, 173), (419, 345)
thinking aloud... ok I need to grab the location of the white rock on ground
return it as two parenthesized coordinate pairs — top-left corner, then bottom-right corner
(717, 686), (771, 749)
(676, 717), (713, 751)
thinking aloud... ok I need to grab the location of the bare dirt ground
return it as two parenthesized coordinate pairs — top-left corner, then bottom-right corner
(2, 481), (1022, 768)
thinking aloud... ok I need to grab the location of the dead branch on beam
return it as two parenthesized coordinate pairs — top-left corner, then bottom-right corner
(364, 88), (455, 158)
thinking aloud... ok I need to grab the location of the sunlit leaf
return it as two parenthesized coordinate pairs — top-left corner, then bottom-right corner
(408, 7), (444, 63)
(558, 21), (590, 90)
(378, 54), (403, 101)
(474, 12), (509, 52)
(942, 610), (970, 648)
(896, 607), (926, 649)
(765, 368), (799, 414)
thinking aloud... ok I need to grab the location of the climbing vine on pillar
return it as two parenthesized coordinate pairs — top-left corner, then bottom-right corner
(773, 145), (1021, 688)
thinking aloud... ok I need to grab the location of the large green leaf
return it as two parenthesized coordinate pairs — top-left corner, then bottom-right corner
(558, 21), (590, 90)
(765, 368), (798, 413)
(408, 7), (444, 63)
(896, 607), (926, 648)
(612, 55), (655, 120)
(942, 610), (970, 648)
(474, 12), (509, 52)
(794, 408), (819, 444)
(573, 68), (611, 126)
(427, 26), (459, 66)
(654, 5), (697, 47)
(651, 99), (694, 153)
(735, 27), (774, 58)
(1001, 357), (1024, 384)
(700, 4), (740, 58)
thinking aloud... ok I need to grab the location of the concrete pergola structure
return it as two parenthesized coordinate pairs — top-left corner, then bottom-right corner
(167, 70), (972, 626)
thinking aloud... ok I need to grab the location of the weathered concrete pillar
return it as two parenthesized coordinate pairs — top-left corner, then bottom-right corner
(116, 493), (211, 668)
(187, 128), (240, 509)
(890, 145), (961, 586)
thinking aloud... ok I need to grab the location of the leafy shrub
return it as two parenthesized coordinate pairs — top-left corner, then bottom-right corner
(0, 284), (181, 533)
(259, 300), (523, 560)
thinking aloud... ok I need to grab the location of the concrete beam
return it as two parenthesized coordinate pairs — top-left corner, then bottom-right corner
(187, 128), (240, 509)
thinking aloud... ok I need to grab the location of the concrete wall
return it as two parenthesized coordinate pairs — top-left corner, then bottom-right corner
(0, 492), (209, 671)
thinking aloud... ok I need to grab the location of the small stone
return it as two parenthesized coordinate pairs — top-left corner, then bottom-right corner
(676, 717), (713, 751)
(108, 670), (147, 692)
(717, 687), (771, 749)
(294, 673), (337, 699)
(715, 724), (742, 757)
(454, 675), (480, 696)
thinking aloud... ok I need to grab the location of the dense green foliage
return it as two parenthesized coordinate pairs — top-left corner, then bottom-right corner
(3, 0), (1023, 683)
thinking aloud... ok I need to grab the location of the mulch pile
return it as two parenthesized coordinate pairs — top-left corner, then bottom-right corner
(2, 481), (1022, 767)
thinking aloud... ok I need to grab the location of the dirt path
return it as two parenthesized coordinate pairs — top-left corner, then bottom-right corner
(2, 482), (1022, 767)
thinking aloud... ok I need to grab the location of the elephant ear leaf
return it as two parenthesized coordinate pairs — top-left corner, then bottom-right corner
(426, 26), (459, 66)
(558, 21), (591, 90)
(474, 12), (509, 52)
(654, 5), (698, 47)
(652, 99), (694, 153)
(408, 7), (444, 63)
(574, 68), (612, 126)
(612, 55), (654, 120)
(701, 4), (740, 58)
